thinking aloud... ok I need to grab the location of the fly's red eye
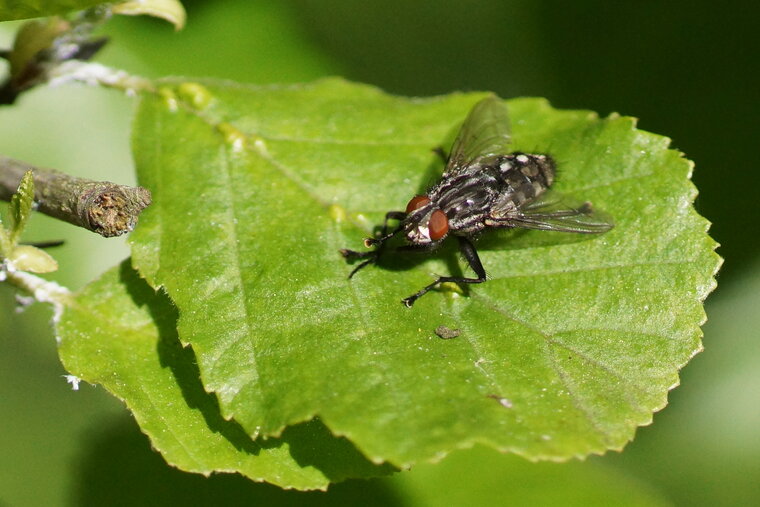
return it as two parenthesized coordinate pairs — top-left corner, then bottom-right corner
(405, 195), (431, 214)
(428, 209), (449, 240)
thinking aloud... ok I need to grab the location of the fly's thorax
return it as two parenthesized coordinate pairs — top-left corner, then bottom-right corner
(426, 170), (497, 234)
(403, 194), (450, 245)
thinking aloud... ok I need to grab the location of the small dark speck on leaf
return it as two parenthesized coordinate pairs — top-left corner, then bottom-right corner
(435, 325), (461, 339)
(487, 394), (513, 409)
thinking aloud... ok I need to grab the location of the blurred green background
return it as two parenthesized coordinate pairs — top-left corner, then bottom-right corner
(1, 1), (758, 505)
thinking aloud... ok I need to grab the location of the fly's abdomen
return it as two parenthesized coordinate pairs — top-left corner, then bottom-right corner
(490, 153), (556, 212)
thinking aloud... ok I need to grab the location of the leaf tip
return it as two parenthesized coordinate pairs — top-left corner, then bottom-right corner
(113, 0), (187, 30)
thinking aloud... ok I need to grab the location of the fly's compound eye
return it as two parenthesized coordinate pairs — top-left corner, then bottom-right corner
(406, 195), (431, 214)
(428, 209), (449, 240)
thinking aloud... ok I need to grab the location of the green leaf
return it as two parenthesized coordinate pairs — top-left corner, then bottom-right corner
(7, 244), (58, 273)
(9, 170), (34, 246)
(0, 0), (185, 25)
(6, 18), (70, 77)
(112, 0), (186, 30)
(55, 261), (394, 490)
(0, 214), (8, 257)
(129, 78), (719, 467)
(0, 1), (104, 21)
(1, 170), (35, 258)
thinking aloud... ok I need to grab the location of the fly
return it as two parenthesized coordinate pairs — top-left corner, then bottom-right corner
(340, 95), (614, 307)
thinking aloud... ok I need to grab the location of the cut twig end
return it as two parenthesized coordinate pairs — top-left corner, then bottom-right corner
(81, 184), (152, 237)
(1, 156), (152, 237)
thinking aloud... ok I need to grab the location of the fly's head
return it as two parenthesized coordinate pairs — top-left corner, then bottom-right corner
(403, 195), (450, 246)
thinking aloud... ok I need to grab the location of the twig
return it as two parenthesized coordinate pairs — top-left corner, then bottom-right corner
(48, 61), (155, 95)
(0, 156), (151, 237)
(1, 269), (71, 324)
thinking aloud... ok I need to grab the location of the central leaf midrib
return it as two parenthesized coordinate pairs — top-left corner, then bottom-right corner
(200, 144), (261, 402)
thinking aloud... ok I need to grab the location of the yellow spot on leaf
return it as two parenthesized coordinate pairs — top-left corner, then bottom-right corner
(328, 204), (347, 223)
(217, 123), (247, 152)
(177, 82), (213, 110)
(158, 87), (178, 112)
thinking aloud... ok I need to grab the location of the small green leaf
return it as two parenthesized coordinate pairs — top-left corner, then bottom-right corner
(9, 170), (35, 246)
(0, 215), (8, 257)
(8, 245), (58, 273)
(55, 261), (393, 490)
(6, 18), (70, 76)
(0, 1), (104, 21)
(128, 78), (719, 467)
(112, 0), (186, 30)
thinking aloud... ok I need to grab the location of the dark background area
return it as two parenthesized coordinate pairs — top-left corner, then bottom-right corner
(1, 1), (758, 505)
(288, 0), (758, 282)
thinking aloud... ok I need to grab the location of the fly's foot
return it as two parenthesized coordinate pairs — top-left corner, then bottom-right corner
(340, 248), (378, 278)
(339, 248), (366, 260)
(401, 296), (418, 307)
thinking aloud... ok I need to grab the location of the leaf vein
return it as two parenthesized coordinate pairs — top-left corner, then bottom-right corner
(475, 293), (624, 442)
(490, 259), (699, 281)
(255, 146), (332, 209)
(203, 147), (260, 395)
(261, 135), (431, 147)
(546, 338), (651, 410)
(562, 171), (655, 193)
(544, 346), (614, 443)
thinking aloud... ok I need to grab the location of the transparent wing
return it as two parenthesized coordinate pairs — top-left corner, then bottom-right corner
(446, 95), (512, 173)
(505, 190), (614, 234)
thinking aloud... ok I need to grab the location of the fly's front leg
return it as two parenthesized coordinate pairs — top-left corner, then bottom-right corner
(402, 236), (487, 307)
(340, 210), (406, 278)
(364, 211), (406, 247)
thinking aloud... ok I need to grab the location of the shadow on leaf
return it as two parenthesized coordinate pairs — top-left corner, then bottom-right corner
(117, 261), (395, 484)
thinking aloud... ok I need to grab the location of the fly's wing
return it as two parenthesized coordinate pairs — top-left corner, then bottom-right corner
(446, 95), (512, 174)
(505, 190), (614, 234)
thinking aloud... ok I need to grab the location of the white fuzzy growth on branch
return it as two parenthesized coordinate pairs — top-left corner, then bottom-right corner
(2, 263), (71, 327)
(48, 61), (154, 96)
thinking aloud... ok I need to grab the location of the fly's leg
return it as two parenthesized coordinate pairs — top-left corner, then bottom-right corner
(338, 249), (377, 278)
(402, 236), (486, 307)
(432, 146), (448, 163)
(340, 211), (406, 278)
(363, 211), (406, 247)
(341, 256), (376, 279)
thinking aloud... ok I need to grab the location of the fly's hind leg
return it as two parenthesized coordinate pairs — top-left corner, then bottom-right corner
(402, 236), (487, 307)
